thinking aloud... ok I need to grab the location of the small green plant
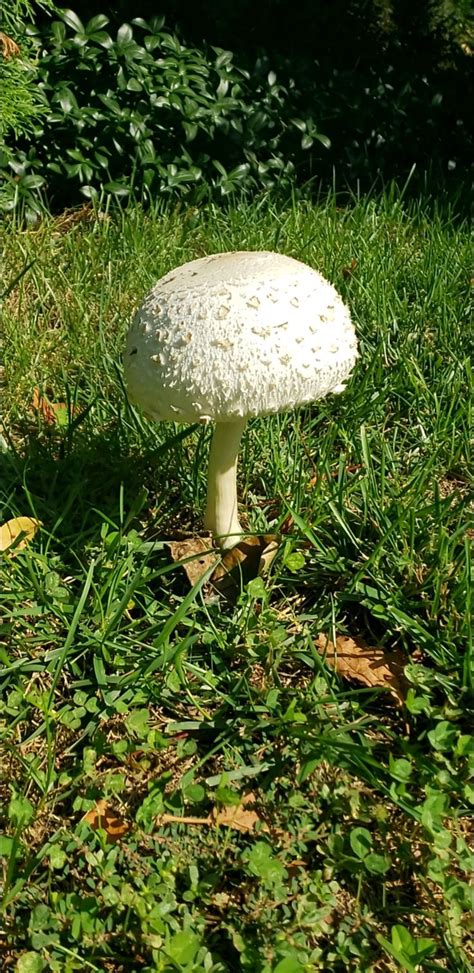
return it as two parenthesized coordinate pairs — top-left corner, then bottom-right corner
(377, 924), (436, 972)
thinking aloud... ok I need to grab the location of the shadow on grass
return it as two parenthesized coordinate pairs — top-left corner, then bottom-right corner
(0, 418), (203, 563)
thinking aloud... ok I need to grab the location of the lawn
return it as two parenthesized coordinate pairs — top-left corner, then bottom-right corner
(0, 193), (472, 973)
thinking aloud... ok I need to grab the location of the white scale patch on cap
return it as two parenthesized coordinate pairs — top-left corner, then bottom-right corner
(124, 251), (358, 422)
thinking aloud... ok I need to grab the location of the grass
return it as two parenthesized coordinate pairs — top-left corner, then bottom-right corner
(0, 191), (472, 973)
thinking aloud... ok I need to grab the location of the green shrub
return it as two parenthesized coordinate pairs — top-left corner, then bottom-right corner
(3, 2), (472, 219)
(107, 0), (474, 187)
(0, 9), (329, 219)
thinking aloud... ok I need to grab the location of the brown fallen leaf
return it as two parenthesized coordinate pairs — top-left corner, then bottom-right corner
(257, 536), (280, 576)
(167, 533), (280, 602)
(342, 258), (358, 279)
(31, 388), (58, 425)
(31, 388), (71, 427)
(210, 534), (279, 601)
(166, 535), (219, 586)
(213, 791), (269, 833)
(83, 799), (130, 842)
(316, 632), (408, 705)
(279, 514), (294, 535)
(0, 516), (41, 553)
(155, 792), (269, 834)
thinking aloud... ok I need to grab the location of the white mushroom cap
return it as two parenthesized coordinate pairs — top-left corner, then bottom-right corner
(124, 251), (358, 423)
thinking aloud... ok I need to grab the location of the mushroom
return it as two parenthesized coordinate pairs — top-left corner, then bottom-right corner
(124, 251), (358, 549)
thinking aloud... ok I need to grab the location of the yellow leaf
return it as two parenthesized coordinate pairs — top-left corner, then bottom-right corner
(0, 517), (41, 553)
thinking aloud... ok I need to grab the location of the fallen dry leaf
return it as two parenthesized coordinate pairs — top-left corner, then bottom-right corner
(166, 535), (219, 586)
(0, 516), (41, 553)
(167, 533), (280, 602)
(316, 633), (408, 705)
(31, 388), (79, 427)
(213, 794), (268, 833)
(155, 792), (268, 834)
(83, 799), (130, 843)
(342, 258), (358, 279)
(279, 514), (294, 535)
(210, 534), (279, 601)
(257, 536), (280, 576)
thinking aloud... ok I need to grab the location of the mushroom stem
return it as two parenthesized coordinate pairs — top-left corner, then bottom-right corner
(204, 418), (247, 549)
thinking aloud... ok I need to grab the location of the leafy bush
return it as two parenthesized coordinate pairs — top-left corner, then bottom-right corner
(2, 2), (472, 219)
(0, 9), (329, 219)
(67, 0), (474, 185)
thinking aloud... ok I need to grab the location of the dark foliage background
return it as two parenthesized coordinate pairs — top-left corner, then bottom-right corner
(2, 0), (472, 216)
